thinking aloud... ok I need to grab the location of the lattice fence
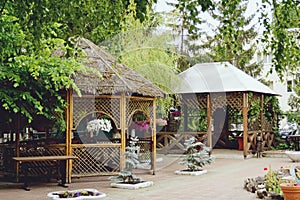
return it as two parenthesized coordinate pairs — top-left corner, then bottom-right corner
(71, 145), (120, 177)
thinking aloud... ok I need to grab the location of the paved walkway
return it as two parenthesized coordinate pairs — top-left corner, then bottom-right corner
(0, 150), (295, 200)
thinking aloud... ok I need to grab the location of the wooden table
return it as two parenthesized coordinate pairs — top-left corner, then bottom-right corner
(13, 155), (77, 191)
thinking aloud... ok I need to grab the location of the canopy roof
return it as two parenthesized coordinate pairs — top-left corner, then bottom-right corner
(73, 37), (165, 97)
(175, 62), (278, 95)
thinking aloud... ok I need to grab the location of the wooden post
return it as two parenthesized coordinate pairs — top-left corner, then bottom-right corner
(15, 113), (21, 182)
(152, 98), (156, 175)
(66, 89), (73, 183)
(120, 92), (126, 169)
(243, 93), (248, 159)
(260, 94), (264, 149)
(183, 104), (188, 132)
(207, 94), (212, 149)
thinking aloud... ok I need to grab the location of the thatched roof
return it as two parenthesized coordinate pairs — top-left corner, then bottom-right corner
(73, 37), (165, 97)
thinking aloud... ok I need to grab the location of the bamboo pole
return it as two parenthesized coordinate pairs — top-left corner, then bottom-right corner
(243, 93), (248, 159)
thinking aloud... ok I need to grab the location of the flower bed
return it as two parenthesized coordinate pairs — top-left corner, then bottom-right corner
(47, 188), (106, 200)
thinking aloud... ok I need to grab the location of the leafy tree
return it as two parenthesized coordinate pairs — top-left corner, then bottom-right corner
(165, 0), (214, 71)
(259, 0), (299, 79)
(203, 0), (262, 77)
(259, 0), (299, 119)
(0, 6), (98, 129)
(102, 0), (180, 117)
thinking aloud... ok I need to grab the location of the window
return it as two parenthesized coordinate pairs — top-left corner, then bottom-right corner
(287, 80), (293, 92)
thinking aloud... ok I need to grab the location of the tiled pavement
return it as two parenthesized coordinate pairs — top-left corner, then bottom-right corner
(0, 149), (294, 200)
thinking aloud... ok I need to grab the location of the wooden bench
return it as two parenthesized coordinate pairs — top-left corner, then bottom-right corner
(13, 155), (77, 191)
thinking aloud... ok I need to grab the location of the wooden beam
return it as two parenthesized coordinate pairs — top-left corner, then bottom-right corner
(243, 93), (248, 158)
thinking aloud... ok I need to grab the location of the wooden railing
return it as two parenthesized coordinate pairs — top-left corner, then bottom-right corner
(156, 132), (207, 154)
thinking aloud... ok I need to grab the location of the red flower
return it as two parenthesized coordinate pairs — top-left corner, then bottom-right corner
(264, 167), (268, 171)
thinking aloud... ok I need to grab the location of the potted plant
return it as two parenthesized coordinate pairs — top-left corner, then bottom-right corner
(47, 188), (106, 200)
(109, 136), (153, 189)
(156, 118), (167, 132)
(280, 166), (300, 200)
(175, 137), (215, 175)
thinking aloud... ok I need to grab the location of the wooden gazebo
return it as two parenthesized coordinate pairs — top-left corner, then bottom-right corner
(157, 62), (279, 158)
(0, 37), (164, 183)
(68, 38), (165, 177)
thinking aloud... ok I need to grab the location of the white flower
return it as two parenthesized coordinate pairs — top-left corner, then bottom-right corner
(87, 119), (112, 133)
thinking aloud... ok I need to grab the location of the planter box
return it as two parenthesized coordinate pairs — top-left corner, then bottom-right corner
(285, 151), (300, 162)
(110, 181), (153, 190)
(175, 169), (207, 176)
(47, 188), (106, 200)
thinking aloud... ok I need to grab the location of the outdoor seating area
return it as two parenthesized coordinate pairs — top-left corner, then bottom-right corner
(1, 1), (299, 199)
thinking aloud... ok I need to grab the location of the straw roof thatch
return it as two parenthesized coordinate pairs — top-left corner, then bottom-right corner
(73, 37), (165, 97)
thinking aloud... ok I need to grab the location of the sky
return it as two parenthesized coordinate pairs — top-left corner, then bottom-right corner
(153, 0), (272, 35)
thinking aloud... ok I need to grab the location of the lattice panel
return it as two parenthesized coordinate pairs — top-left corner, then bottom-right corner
(211, 94), (227, 112)
(126, 99), (153, 125)
(226, 92), (243, 110)
(73, 96), (121, 129)
(181, 94), (207, 109)
(73, 97), (97, 128)
(71, 146), (120, 176)
(136, 139), (152, 168)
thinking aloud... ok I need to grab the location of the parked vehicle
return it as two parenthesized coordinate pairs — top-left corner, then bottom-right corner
(279, 122), (298, 139)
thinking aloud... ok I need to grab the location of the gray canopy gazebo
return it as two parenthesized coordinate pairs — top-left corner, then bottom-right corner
(173, 62), (279, 158)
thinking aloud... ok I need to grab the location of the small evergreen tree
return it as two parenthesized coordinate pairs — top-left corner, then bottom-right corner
(109, 136), (142, 183)
(179, 137), (215, 171)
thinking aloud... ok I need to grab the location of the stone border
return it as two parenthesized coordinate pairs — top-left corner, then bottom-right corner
(175, 169), (208, 176)
(110, 181), (153, 190)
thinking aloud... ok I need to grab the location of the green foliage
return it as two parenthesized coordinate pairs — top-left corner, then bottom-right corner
(265, 169), (283, 195)
(0, 10), (99, 129)
(247, 93), (261, 122)
(285, 111), (300, 125)
(203, 0), (262, 77)
(165, 0), (214, 71)
(187, 109), (207, 131)
(264, 96), (281, 122)
(259, 0), (299, 81)
(102, 0), (180, 116)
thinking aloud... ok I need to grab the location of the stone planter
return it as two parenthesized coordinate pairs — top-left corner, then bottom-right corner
(285, 151), (300, 162)
(110, 181), (153, 190)
(175, 169), (207, 176)
(47, 188), (106, 200)
(280, 183), (300, 200)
